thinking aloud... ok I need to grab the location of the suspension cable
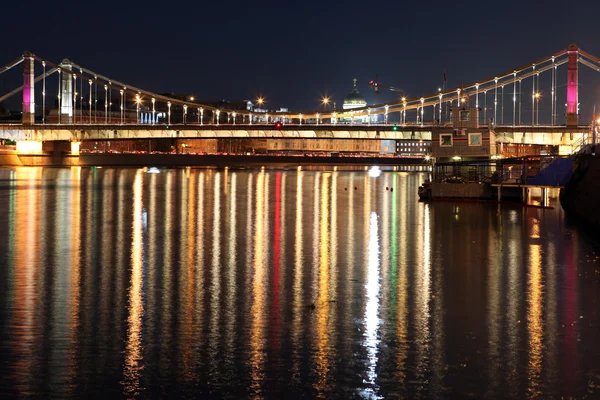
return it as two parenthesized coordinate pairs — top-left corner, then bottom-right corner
(0, 57), (24, 76)
(0, 68), (58, 104)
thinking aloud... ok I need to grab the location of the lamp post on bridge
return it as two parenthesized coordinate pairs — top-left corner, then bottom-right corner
(384, 105), (389, 125)
(183, 104), (188, 125)
(367, 108), (371, 125)
(484, 90), (487, 123)
(104, 84), (108, 124)
(108, 81), (112, 124)
(74, 90), (77, 124)
(299, 113), (302, 126)
(402, 97), (406, 125)
(438, 93), (443, 124)
(73, 74), (77, 124)
(167, 102), (171, 125)
(136, 94), (141, 124)
(233, 112), (236, 125)
(89, 80), (92, 124)
(513, 72), (517, 127)
(534, 92), (540, 126)
(123, 87), (127, 124)
(120, 89), (124, 125)
(475, 83), (479, 113)
(151, 98), (156, 125)
(420, 98), (425, 126)
(216, 110), (220, 126)
(198, 108), (201, 124)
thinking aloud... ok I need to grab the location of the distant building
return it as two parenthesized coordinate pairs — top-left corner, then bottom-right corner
(342, 78), (370, 123)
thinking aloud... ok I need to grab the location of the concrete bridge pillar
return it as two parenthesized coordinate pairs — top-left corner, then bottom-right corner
(60, 59), (73, 123)
(22, 51), (35, 125)
(566, 44), (579, 127)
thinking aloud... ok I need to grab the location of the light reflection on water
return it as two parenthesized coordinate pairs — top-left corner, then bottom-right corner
(0, 167), (600, 399)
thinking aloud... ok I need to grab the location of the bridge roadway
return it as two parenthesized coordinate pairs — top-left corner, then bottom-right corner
(0, 123), (590, 145)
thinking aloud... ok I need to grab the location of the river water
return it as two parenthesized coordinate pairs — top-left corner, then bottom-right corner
(0, 166), (599, 399)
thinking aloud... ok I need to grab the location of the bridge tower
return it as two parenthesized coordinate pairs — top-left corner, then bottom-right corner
(60, 59), (73, 123)
(566, 44), (579, 127)
(22, 51), (35, 125)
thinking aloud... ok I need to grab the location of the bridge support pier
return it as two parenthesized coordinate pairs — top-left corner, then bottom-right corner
(566, 44), (579, 127)
(22, 52), (35, 125)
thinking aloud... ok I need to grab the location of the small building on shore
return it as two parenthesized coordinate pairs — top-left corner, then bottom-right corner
(431, 106), (495, 162)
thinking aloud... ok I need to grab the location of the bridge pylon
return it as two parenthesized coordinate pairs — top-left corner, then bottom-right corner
(566, 44), (579, 127)
(59, 59), (73, 123)
(22, 51), (35, 125)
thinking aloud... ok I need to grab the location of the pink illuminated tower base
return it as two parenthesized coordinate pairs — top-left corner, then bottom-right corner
(566, 44), (579, 126)
(22, 51), (35, 125)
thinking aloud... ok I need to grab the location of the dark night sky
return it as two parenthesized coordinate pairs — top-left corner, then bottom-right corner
(2, 0), (600, 120)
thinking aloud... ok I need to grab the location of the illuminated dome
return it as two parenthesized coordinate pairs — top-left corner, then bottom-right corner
(343, 78), (367, 109)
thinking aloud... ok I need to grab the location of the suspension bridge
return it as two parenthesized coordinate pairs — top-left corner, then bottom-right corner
(0, 44), (597, 162)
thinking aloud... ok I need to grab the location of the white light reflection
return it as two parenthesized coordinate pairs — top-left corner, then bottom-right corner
(363, 212), (381, 397)
(122, 171), (144, 397)
(368, 166), (382, 178)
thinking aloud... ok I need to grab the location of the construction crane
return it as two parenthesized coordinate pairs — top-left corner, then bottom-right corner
(369, 74), (404, 105)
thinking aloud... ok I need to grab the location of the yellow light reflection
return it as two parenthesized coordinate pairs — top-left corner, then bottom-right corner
(395, 174), (409, 385)
(12, 167), (41, 392)
(99, 169), (114, 366)
(314, 174), (331, 395)
(209, 172), (222, 365)
(180, 169), (197, 382)
(66, 167), (82, 392)
(160, 171), (174, 372)
(225, 172), (238, 370)
(414, 186), (431, 383)
(292, 169), (304, 381)
(249, 170), (266, 396)
(194, 172), (206, 358)
(506, 231), (522, 394)
(527, 243), (544, 396)
(122, 171), (144, 397)
(147, 171), (158, 364)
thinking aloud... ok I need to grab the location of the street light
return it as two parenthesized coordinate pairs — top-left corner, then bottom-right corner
(384, 105), (389, 124)
(135, 94), (141, 123)
(535, 92), (541, 125)
(74, 92), (78, 123)
(151, 97), (156, 125)
(119, 89), (123, 124)
(321, 96), (330, 108)
(256, 97), (265, 107)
